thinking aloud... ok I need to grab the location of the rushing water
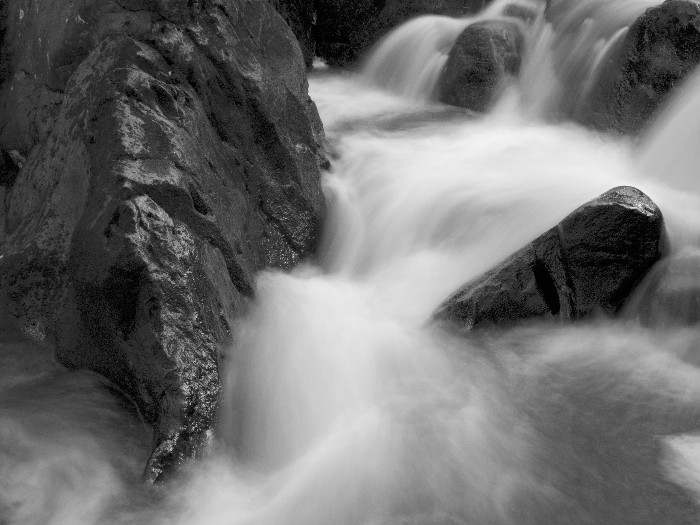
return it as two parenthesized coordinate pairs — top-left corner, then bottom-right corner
(5, 1), (700, 523)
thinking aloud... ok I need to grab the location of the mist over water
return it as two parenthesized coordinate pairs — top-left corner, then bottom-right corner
(5, 1), (700, 523)
(0, 332), (152, 525)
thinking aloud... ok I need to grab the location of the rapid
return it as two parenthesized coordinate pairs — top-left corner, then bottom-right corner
(5, 0), (700, 523)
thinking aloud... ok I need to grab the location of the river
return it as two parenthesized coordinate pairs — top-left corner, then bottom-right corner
(4, 0), (700, 523)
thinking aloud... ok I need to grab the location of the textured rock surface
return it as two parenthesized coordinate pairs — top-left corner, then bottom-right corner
(271, 0), (316, 68)
(585, 0), (700, 134)
(437, 20), (524, 112)
(0, 0), (325, 482)
(626, 247), (700, 328)
(434, 187), (664, 333)
(315, 0), (492, 67)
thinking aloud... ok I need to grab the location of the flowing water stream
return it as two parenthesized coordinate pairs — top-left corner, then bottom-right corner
(5, 0), (700, 523)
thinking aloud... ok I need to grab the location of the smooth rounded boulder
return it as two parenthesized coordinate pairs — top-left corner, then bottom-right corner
(437, 20), (524, 112)
(434, 187), (664, 333)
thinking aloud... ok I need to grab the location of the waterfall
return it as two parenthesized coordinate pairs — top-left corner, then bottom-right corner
(637, 68), (700, 196)
(518, 0), (662, 119)
(363, 0), (539, 100)
(5, 1), (700, 524)
(168, 46), (700, 525)
(362, 0), (662, 120)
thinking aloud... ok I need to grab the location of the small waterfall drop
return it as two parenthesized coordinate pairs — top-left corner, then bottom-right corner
(362, 0), (537, 100)
(362, 0), (662, 120)
(637, 67), (700, 196)
(518, 0), (662, 119)
(362, 16), (473, 100)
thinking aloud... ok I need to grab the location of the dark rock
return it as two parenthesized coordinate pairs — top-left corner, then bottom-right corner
(271, 0), (316, 68)
(502, 3), (540, 23)
(0, 150), (19, 186)
(625, 247), (700, 327)
(434, 187), (664, 333)
(0, 0), (325, 482)
(585, 0), (700, 134)
(315, 0), (493, 67)
(437, 20), (524, 112)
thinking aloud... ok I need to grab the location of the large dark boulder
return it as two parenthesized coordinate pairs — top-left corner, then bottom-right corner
(434, 187), (664, 333)
(0, 0), (325, 482)
(315, 0), (492, 67)
(437, 20), (524, 112)
(585, 0), (700, 134)
(271, 0), (316, 68)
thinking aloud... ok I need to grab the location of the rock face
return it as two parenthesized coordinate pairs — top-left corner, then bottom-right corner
(625, 247), (700, 328)
(271, 0), (316, 68)
(0, 0), (325, 482)
(586, 0), (700, 134)
(437, 20), (524, 112)
(315, 0), (492, 67)
(434, 187), (664, 333)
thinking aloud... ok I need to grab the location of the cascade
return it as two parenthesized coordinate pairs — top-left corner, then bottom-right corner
(363, 0), (662, 120)
(3, 1), (700, 524)
(363, 0), (538, 100)
(637, 68), (700, 197)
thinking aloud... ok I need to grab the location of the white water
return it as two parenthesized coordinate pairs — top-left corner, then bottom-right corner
(363, 0), (662, 120)
(363, 0), (538, 100)
(5, 1), (700, 524)
(638, 67), (700, 196)
(520, 0), (662, 118)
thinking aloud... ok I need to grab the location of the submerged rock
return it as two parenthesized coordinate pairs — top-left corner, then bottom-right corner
(0, 0), (325, 482)
(434, 187), (664, 333)
(437, 20), (524, 112)
(315, 0), (492, 67)
(586, 0), (700, 134)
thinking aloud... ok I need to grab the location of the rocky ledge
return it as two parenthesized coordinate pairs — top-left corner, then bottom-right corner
(0, 0), (325, 482)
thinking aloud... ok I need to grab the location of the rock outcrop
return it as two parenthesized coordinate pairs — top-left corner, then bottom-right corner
(585, 0), (700, 134)
(0, 0), (325, 482)
(434, 187), (664, 333)
(437, 20), (524, 112)
(315, 0), (492, 67)
(271, 0), (316, 68)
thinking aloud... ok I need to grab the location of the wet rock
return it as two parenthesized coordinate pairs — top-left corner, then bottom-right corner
(625, 247), (700, 328)
(0, 0), (325, 482)
(315, 0), (492, 67)
(586, 0), (700, 134)
(271, 0), (316, 68)
(437, 20), (524, 112)
(502, 3), (540, 23)
(434, 187), (664, 333)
